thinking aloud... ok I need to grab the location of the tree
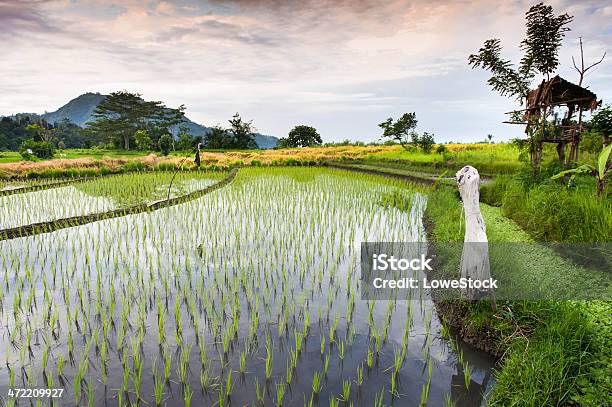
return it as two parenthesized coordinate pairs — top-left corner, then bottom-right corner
(283, 125), (322, 148)
(205, 126), (229, 149)
(469, 3), (573, 101)
(487, 134), (493, 143)
(86, 91), (185, 150)
(378, 112), (418, 151)
(177, 126), (194, 150)
(227, 113), (257, 149)
(26, 123), (55, 143)
(419, 132), (435, 153)
(55, 118), (86, 148)
(134, 129), (152, 151)
(572, 37), (606, 87)
(520, 3), (573, 80)
(590, 105), (612, 147)
(436, 144), (448, 154)
(0, 116), (44, 151)
(20, 139), (55, 159)
(158, 134), (173, 156)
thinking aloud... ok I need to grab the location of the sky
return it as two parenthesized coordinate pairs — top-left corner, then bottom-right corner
(1, 0), (611, 142)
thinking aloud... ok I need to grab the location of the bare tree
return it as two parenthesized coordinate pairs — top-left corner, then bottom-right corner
(572, 37), (606, 87)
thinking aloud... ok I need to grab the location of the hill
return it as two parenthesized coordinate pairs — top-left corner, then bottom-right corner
(36, 93), (278, 149)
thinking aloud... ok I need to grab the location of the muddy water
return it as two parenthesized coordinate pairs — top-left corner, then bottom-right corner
(0, 168), (495, 406)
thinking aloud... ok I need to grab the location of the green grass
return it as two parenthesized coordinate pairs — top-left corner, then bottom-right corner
(369, 144), (522, 175)
(425, 186), (612, 406)
(481, 175), (611, 242)
(0, 151), (22, 164)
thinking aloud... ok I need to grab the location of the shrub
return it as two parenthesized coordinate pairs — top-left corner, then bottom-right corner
(435, 144), (448, 154)
(20, 139), (55, 159)
(158, 134), (173, 156)
(134, 130), (152, 151)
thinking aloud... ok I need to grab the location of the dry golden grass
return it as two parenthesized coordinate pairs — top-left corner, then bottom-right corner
(0, 146), (400, 177)
(0, 144), (524, 178)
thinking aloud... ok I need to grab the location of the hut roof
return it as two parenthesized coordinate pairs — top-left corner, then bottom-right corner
(526, 75), (598, 111)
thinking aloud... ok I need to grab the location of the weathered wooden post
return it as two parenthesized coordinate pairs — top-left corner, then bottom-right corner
(456, 166), (496, 307)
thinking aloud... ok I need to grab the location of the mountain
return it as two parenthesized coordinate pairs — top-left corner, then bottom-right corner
(37, 92), (278, 149)
(41, 93), (106, 127)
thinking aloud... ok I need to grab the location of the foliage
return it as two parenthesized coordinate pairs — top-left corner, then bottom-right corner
(177, 126), (197, 150)
(426, 186), (611, 406)
(435, 144), (448, 154)
(205, 126), (229, 149)
(20, 139), (55, 159)
(134, 130), (152, 151)
(520, 3), (573, 78)
(158, 134), (173, 156)
(580, 130), (604, 154)
(551, 143), (612, 195)
(202, 114), (258, 150)
(54, 119), (87, 148)
(589, 105), (612, 139)
(418, 132), (435, 153)
(480, 175), (611, 242)
(378, 112), (418, 150)
(468, 38), (532, 100)
(26, 123), (56, 142)
(0, 116), (54, 151)
(280, 125), (322, 148)
(86, 91), (185, 150)
(469, 2), (573, 100)
(227, 113), (257, 149)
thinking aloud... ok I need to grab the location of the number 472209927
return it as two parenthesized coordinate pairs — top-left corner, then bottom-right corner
(8, 388), (64, 398)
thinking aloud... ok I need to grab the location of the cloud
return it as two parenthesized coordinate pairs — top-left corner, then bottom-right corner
(0, 0), (59, 36)
(0, 0), (611, 142)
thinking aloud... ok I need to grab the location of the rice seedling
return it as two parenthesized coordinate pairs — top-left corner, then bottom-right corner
(240, 350), (247, 374)
(323, 354), (330, 376)
(265, 344), (273, 381)
(255, 377), (264, 405)
(320, 335), (325, 356)
(286, 359), (294, 384)
(225, 369), (232, 398)
(0, 167), (481, 406)
(276, 383), (286, 407)
(463, 362), (471, 390)
(184, 384), (193, 407)
(312, 371), (322, 394)
(367, 347), (374, 369)
(393, 348), (404, 374)
(342, 379), (351, 401)
(356, 364), (364, 387)
(154, 374), (165, 406)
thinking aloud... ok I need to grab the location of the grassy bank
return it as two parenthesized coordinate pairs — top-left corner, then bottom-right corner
(425, 186), (611, 406)
(480, 174), (611, 243)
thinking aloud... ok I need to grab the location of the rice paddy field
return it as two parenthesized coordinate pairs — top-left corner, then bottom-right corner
(0, 172), (226, 230)
(0, 167), (496, 407)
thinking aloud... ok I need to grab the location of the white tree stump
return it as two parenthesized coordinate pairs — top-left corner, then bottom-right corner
(456, 166), (492, 301)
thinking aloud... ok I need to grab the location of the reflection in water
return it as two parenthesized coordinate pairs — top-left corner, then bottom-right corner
(0, 169), (497, 406)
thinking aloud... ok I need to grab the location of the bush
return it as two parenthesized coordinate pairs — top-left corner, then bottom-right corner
(20, 139), (55, 159)
(134, 130), (152, 151)
(158, 134), (173, 156)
